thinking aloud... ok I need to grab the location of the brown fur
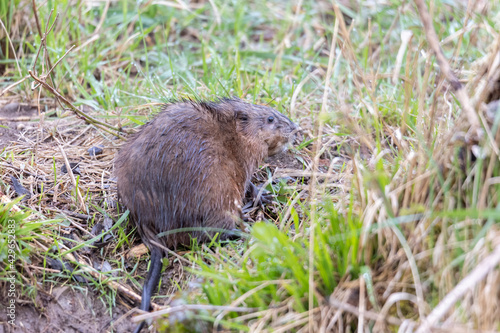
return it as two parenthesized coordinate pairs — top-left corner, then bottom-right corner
(115, 98), (297, 251)
(115, 98), (297, 332)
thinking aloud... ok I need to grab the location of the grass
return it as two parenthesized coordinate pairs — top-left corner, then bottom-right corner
(1, 0), (500, 332)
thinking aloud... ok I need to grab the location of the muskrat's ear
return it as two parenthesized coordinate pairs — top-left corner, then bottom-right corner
(235, 110), (249, 122)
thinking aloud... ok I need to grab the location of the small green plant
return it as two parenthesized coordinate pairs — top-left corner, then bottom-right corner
(0, 198), (58, 294)
(0, 198), (31, 267)
(180, 201), (364, 329)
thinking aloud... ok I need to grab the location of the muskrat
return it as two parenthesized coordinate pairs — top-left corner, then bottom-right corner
(115, 98), (297, 332)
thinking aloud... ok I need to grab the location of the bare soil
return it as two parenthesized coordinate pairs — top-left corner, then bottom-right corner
(0, 102), (39, 150)
(0, 287), (136, 333)
(0, 257), (192, 333)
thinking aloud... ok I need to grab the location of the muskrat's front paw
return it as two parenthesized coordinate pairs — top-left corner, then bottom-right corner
(246, 183), (275, 208)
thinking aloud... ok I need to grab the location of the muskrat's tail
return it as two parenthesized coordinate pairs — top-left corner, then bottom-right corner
(133, 247), (163, 333)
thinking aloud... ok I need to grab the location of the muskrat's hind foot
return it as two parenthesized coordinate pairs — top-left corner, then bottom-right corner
(219, 228), (245, 241)
(134, 247), (163, 333)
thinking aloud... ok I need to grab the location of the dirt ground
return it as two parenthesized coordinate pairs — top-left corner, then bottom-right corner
(0, 287), (136, 333)
(0, 102), (39, 150)
(0, 252), (191, 333)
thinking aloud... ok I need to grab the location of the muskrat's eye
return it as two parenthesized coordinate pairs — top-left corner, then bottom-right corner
(267, 116), (274, 123)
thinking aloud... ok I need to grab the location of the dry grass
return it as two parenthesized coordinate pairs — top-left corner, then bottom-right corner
(1, 0), (500, 332)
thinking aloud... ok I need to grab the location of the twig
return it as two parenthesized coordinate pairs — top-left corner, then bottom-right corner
(0, 76), (30, 97)
(45, 45), (76, 81)
(31, 9), (58, 74)
(28, 70), (126, 138)
(57, 142), (86, 212)
(72, 34), (99, 54)
(31, 2), (55, 74)
(415, 243), (500, 333)
(61, 209), (92, 221)
(132, 304), (259, 323)
(41, 9), (58, 90)
(414, 0), (481, 136)
(32, 41), (73, 91)
(28, 7), (129, 139)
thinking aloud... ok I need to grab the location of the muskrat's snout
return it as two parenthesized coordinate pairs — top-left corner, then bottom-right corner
(281, 119), (301, 145)
(266, 117), (300, 156)
(289, 123), (301, 139)
(285, 124), (301, 152)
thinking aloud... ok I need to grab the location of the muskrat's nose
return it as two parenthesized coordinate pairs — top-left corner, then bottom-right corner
(288, 125), (302, 145)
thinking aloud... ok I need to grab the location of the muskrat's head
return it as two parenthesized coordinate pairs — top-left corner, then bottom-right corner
(230, 100), (299, 157)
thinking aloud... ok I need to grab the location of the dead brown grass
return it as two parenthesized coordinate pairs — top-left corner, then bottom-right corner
(1, 0), (500, 332)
